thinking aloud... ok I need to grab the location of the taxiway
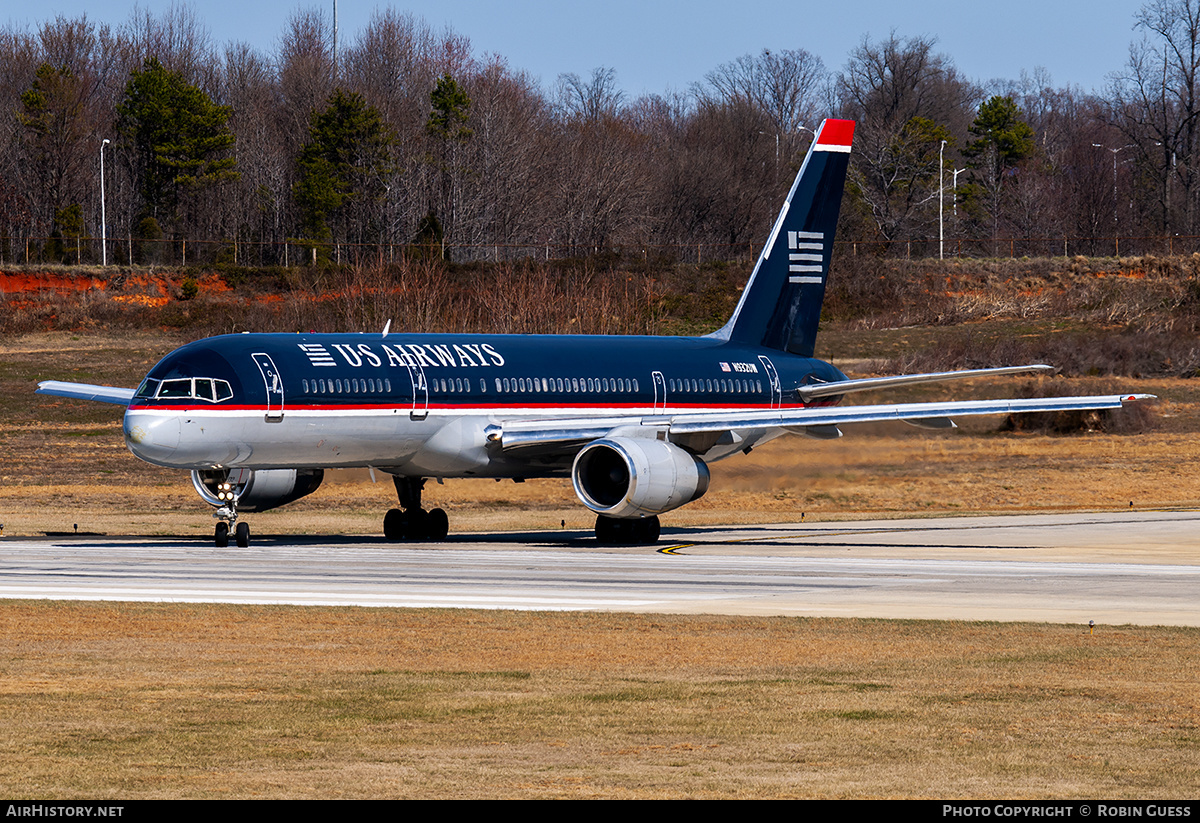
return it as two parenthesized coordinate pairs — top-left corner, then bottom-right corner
(1, 511), (1197, 625)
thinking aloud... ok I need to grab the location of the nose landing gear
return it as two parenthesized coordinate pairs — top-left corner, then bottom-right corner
(212, 480), (250, 548)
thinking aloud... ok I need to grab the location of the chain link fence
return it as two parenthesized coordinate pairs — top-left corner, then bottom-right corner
(6, 234), (1200, 267)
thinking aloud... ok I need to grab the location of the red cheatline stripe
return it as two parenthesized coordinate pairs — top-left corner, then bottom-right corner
(128, 402), (800, 413)
(816, 119), (855, 147)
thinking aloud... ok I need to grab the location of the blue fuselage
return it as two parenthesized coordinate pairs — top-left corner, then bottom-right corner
(122, 332), (848, 476)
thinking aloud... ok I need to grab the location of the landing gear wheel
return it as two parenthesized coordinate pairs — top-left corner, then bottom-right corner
(426, 508), (449, 541)
(634, 516), (661, 544)
(406, 508), (427, 540)
(595, 515), (617, 544)
(595, 515), (660, 545)
(215, 521), (229, 548)
(235, 521), (250, 548)
(384, 508), (406, 541)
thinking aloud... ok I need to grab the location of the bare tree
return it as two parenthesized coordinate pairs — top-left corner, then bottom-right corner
(456, 58), (554, 250)
(557, 67), (625, 123)
(837, 32), (977, 243)
(1110, 0), (1200, 234)
(698, 47), (828, 171)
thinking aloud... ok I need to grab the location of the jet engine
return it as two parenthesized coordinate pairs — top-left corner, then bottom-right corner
(191, 468), (324, 513)
(572, 437), (710, 519)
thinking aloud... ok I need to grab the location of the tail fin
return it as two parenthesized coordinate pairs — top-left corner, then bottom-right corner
(709, 118), (855, 357)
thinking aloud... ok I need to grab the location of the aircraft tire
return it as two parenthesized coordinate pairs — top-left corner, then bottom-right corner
(235, 521), (250, 548)
(426, 508), (449, 541)
(215, 521), (229, 548)
(596, 515), (660, 545)
(635, 516), (661, 544)
(406, 508), (428, 540)
(383, 508), (405, 541)
(595, 515), (615, 544)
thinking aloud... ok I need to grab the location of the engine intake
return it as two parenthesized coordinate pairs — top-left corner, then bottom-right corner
(572, 437), (709, 519)
(192, 468), (324, 513)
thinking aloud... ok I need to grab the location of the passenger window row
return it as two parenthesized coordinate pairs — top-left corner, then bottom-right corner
(302, 377), (393, 395)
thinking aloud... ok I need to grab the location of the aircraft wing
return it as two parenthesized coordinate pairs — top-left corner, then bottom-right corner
(497, 393), (1154, 450)
(37, 380), (136, 406)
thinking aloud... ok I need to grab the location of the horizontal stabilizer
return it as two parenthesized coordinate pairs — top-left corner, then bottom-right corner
(37, 380), (136, 406)
(797, 365), (1054, 401)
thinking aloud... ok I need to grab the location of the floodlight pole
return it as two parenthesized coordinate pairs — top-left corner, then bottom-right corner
(939, 140), (946, 259)
(100, 139), (110, 266)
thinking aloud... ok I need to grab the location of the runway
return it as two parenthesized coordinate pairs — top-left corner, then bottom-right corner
(2, 510), (1198, 625)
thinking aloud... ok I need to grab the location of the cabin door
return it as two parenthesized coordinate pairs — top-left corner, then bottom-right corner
(251, 353), (285, 421)
(758, 355), (782, 409)
(402, 357), (429, 420)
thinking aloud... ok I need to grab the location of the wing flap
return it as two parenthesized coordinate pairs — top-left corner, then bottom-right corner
(37, 380), (136, 406)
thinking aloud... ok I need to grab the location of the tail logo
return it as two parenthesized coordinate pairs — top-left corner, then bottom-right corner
(788, 231), (825, 284)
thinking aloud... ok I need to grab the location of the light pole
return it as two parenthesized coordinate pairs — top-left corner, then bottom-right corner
(100, 138), (109, 266)
(1093, 143), (1134, 226)
(952, 167), (967, 219)
(939, 139), (946, 259)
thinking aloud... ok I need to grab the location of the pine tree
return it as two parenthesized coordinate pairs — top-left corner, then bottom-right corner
(116, 57), (238, 232)
(294, 89), (394, 245)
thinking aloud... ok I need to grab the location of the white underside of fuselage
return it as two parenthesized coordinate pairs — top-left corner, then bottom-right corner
(122, 404), (784, 478)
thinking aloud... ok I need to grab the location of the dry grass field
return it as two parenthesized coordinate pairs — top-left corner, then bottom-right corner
(3, 329), (1199, 798)
(1, 603), (1197, 799)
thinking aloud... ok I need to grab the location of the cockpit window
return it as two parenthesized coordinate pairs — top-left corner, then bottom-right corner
(159, 379), (193, 398)
(134, 378), (160, 399)
(154, 377), (234, 402)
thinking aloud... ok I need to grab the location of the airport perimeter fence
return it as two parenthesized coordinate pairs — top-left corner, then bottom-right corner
(5, 233), (1200, 268)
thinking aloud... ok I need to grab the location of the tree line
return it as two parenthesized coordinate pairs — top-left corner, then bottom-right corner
(5, 1), (1200, 266)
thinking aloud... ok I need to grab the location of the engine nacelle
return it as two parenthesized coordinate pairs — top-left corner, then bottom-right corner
(572, 437), (710, 519)
(192, 468), (324, 513)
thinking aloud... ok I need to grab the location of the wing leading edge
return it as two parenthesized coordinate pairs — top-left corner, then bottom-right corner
(37, 381), (136, 406)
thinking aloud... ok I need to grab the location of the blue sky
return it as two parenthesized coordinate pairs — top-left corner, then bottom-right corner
(14, 0), (1141, 97)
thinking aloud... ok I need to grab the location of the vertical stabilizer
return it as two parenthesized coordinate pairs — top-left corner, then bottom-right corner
(709, 119), (855, 357)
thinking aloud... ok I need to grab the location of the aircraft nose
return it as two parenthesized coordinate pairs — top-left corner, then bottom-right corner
(123, 409), (181, 466)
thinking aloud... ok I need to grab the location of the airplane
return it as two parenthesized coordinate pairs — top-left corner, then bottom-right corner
(37, 118), (1152, 548)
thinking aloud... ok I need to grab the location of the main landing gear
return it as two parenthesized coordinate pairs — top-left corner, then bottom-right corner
(384, 477), (449, 542)
(594, 514), (660, 545)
